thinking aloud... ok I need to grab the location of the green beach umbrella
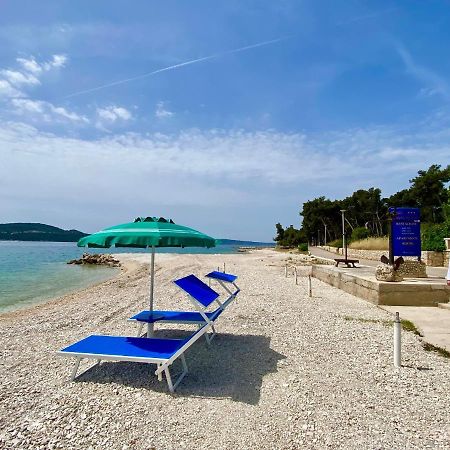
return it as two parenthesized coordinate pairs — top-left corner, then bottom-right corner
(78, 217), (216, 335)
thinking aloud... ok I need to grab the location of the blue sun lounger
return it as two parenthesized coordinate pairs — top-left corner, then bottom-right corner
(205, 270), (240, 297)
(129, 272), (239, 341)
(57, 323), (211, 392)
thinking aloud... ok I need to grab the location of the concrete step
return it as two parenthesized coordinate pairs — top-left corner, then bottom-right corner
(438, 302), (450, 310)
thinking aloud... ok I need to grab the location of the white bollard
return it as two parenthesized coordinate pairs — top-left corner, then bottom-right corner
(394, 312), (401, 368)
(285, 264), (288, 277)
(308, 275), (312, 297)
(446, 257), (450, 286)
(294, 267), (298, 285)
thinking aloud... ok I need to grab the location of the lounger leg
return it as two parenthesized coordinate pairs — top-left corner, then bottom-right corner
(218, 280), (233, 297)
(172, 356), (188, 391)
(165, 367), (174, 393)
(205, 325), (217, 345)
(181, 354), (188, 373)
(71, 357), (82, 381)
(137, 322), (144, 337)
(156, 364), (163, 381)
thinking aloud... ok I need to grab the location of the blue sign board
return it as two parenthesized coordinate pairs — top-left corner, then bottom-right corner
(389, 207), (421, 257)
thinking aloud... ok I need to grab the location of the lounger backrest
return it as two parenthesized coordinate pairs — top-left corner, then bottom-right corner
(174, 274), (220, 307)
(205, 271), (238, 283)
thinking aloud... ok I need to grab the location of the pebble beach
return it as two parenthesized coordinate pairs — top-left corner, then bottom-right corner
(1, 249), (449, 449)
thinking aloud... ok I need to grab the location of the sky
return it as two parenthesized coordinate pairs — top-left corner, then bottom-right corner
(1, 1), (450, 241)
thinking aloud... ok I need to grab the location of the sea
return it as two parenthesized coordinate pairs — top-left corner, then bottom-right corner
(0, 240), (272, 312)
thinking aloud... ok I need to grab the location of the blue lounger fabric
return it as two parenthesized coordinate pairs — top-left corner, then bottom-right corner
(130, 309), (222, 324)
(60, 335), (189, 360)
(173, 274), (219, 307)
(205, 271), (238, 283)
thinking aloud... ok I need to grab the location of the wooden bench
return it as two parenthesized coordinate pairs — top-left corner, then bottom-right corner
(334, 258), (359, 268)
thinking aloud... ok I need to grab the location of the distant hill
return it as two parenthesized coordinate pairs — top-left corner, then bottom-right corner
(219, 238), (274, 246)
(0, 223), (87, 242)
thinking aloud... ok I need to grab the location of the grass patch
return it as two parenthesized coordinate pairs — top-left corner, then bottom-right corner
(400, 319), (421, 336)
(422, 342), (450, 358)
(343, 317), (421, 336)
(349, 236), (388, 250)
(343, 316), (392, 326)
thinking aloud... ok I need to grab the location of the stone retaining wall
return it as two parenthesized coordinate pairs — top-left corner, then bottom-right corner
(311, 265), (450, 306)
(318, 246), (446, 267)
(444, 251), (450, 268)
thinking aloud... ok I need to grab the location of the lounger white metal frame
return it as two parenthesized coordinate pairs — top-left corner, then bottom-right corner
(57, 322), (211, 393)
(129, 273), (238, 343)
(205, 271), (240, 300)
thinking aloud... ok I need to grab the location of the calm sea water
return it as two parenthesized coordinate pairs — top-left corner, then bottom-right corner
(0, 240), (269, 312)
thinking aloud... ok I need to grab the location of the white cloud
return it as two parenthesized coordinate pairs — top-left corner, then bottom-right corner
(1, 120), (449, 185)
(0, 69), (40, 86)
(11, 99), (45, 114)
(16, 54), (67, 74)
(49, 54), (67, 69)
(16, 57), (42, 75)
(0, 54), (88, 125)
(51, 106), (88, 122)
(97, 105), (132, 122)
(1, 54), (67, 99)
(155, 101), (174, 119)
(11, 99), (88, 123)
(1, 118), (449, 239)
(0, 80), (24, 99)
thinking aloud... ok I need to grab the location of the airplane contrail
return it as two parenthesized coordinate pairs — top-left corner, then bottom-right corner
(64, 36), (290, 99)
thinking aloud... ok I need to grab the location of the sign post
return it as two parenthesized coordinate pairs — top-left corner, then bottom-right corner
(388, 207), (421, 260)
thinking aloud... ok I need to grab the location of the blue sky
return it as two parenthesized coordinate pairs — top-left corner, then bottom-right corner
(1, 1), (449, 241)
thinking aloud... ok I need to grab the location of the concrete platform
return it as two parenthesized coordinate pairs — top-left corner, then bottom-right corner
(311, 264), (450, 306)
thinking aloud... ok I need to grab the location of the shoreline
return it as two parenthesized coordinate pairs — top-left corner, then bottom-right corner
(0, 258), (141, 321)
(0, 248), (248, 320)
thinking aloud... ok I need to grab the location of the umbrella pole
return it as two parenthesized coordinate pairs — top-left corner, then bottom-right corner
(147, 245), (156, 337)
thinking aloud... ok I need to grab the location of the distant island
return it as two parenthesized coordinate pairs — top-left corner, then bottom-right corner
(0, 223), (87, 242)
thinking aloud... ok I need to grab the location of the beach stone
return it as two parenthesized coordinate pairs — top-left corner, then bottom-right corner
(67, 253), (120, 267)
(375, 264), (404, 282)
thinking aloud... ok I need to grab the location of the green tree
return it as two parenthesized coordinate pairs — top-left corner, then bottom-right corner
(278, 164), (450, 251)
(385, 188), (418, 214)
(386, 165), (450, 223)
(274, 223), (285, 243)
(300, 197), (342, 243)
(342, 188), (386, 236)
(409, 164), (450, 223)
(273, 223), (307, 248)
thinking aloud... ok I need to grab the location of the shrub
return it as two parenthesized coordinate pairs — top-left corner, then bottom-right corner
(421, 221), (450, 251)
(328, 239), (342, 248)
(351, 227), (371, 242)
(298, 242), (308, 252)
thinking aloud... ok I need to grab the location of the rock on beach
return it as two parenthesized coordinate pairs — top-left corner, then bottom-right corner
(67, 253), (120, 267)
